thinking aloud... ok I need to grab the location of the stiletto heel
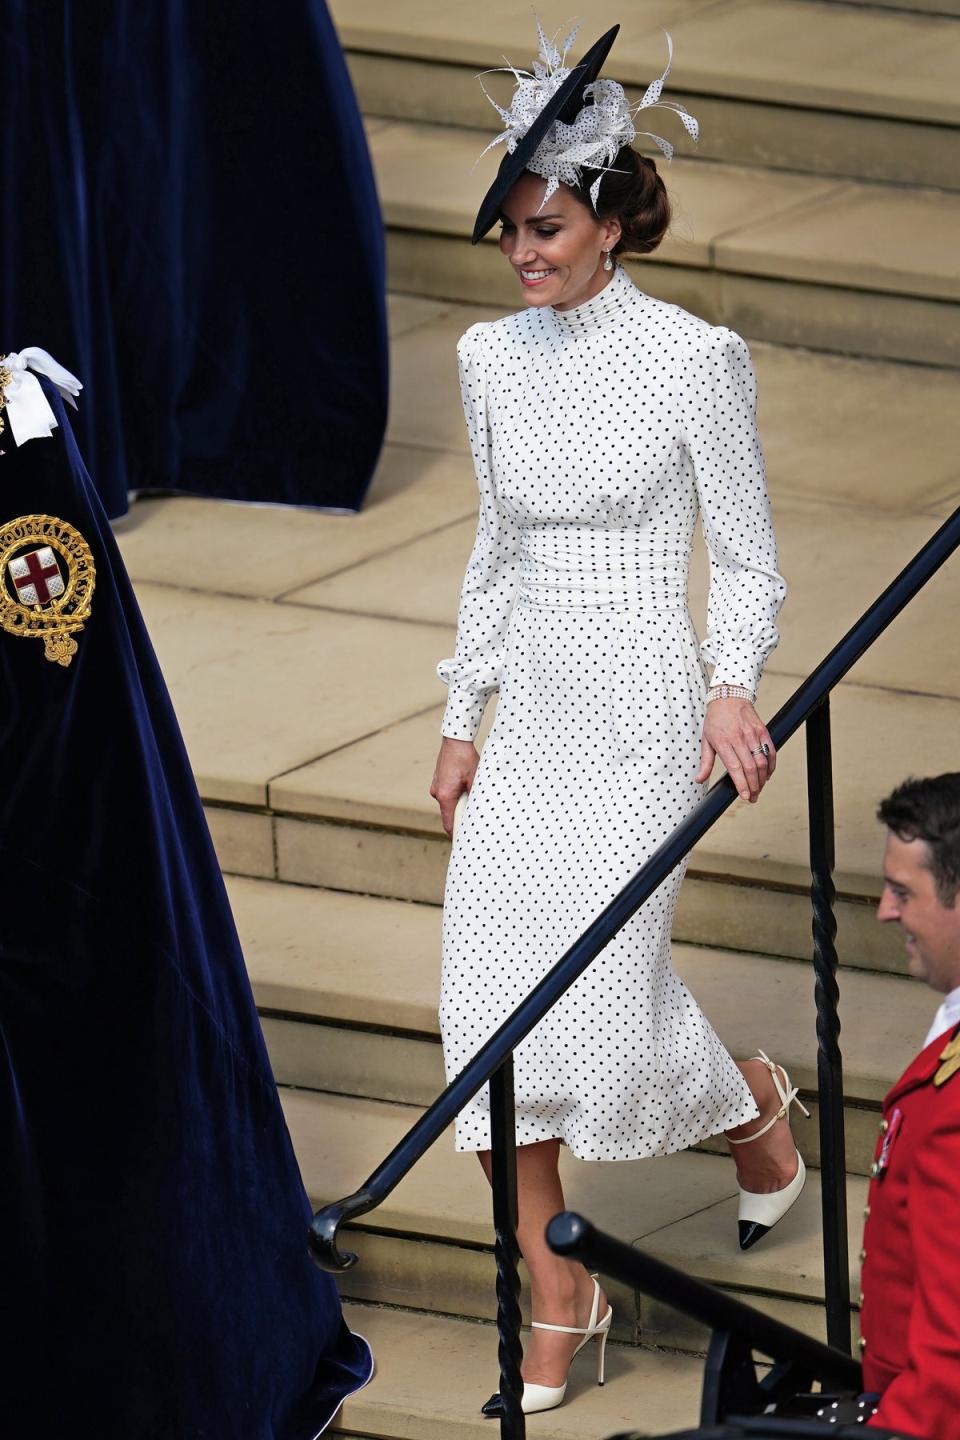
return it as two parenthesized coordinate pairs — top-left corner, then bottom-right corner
(481, 1276), (612, 1417)
(596, 1322), (609, 1385)
(730, 1049), (811, 1250)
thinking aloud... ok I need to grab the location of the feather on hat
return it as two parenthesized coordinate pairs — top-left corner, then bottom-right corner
(471, 19), (698, 243)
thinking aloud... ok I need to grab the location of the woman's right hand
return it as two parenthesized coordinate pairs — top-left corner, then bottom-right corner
(430, 737), (480, 836)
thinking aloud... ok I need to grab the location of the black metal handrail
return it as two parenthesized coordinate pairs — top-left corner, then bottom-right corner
(546, 1211), (861, 1411)
(310, 503), (960, 1436)
(548, 1212), (928, 1439)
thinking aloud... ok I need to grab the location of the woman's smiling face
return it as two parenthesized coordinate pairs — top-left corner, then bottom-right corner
(498, 172), (622, 311)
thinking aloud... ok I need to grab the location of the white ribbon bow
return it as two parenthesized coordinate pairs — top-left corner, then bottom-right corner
(1, 347), (83, 447)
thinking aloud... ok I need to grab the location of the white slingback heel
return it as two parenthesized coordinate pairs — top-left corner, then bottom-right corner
(481, 1275), (612, 1418)
(729, 1050), (811, 1251)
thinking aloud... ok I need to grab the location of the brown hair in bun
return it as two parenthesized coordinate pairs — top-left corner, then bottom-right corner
(572, 145), (671, 256)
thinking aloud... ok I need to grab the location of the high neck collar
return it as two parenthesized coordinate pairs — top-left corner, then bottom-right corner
(546, 262), (634, 333)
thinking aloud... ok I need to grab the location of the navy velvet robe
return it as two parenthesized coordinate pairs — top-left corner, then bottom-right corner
(0, 0), (387, 518)
(0, 384), (372, 1436)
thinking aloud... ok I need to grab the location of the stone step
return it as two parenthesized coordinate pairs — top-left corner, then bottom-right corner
(202, 624), (960, 970)
(363, 117), (960, 366)
(331, 0), (960, 189)
(284, 1088), (869, 1351)
(822, 0), (960, 18)
(232, 875), (935, 1176)
(371, 300), (960, 526)
(119, 416), (960, 975)
(333, 1302), (705, 1438)
(214, 797), (903, 976)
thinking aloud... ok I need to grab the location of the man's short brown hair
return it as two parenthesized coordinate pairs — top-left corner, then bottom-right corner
(878, 774), (960, 907)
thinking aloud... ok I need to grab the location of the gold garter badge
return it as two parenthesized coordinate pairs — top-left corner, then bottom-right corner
(0, 514), (95, 666)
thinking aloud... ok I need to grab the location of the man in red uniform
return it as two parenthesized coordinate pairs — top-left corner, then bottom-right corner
(860, 773), (960, 1438)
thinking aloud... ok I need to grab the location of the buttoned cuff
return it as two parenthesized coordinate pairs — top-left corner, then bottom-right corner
(707, 656), (762, 699)
(441, 688), (486, 743)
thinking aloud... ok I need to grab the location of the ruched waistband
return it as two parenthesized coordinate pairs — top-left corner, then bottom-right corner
(518, 523), (689, 611)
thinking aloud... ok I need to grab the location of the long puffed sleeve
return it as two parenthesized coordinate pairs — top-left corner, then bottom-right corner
(680, 327), (786, 696)
(437, 323), (521, 741)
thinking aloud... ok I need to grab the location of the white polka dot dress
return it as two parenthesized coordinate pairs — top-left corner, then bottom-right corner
(437, 262), (787, 1160)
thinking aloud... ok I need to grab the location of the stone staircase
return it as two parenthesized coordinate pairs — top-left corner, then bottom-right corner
(114, 2), (960, 1434)
(337, 0), (960, 189)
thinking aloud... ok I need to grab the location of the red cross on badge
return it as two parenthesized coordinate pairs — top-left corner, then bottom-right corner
(1, 515), (94, 666)
(8, 546), (65, 606)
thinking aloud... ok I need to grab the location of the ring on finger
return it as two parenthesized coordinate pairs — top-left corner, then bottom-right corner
(750, 742), (771, 758)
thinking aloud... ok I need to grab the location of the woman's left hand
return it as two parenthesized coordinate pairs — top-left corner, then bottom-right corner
(696, 698), (776, 803)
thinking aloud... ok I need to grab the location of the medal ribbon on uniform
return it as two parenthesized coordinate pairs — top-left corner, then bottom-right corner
(875, 1106), (902, 1174)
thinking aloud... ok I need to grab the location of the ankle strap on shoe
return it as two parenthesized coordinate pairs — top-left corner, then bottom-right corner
(531, 1319), (592, 1335)
(728, 1050), (811, 1146)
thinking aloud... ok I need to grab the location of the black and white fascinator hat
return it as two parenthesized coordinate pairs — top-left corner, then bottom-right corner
(471, 17), (700, 243)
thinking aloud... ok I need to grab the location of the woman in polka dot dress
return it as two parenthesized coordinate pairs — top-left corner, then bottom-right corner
(430, 35), (802, 1417)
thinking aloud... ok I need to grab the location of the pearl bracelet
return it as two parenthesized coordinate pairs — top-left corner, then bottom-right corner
(707, 684), (755, 704)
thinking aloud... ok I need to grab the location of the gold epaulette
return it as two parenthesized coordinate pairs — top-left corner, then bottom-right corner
(934, 1029), (960, 1089)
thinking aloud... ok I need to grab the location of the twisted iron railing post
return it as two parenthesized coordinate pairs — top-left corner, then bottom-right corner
(490, 1057), (525, 1439)
(806, 697), (851, 1353)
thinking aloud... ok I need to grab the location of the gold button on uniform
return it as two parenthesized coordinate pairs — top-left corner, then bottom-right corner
(860, 1248), (867, 1263)
(858, 1292), (865, 1306)
(859, 1337), (867, 1352)
(870, 1161), (879, 1177)
(879, 1118), (889, 1134)
(863, 1204), (871, 1219)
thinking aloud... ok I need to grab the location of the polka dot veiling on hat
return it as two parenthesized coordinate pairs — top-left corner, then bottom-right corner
(477, 18), (700, 211)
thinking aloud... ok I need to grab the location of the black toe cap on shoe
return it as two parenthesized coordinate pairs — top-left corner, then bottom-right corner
(739, 1219), (771, 1251)
(481, 1393), (504, 1418)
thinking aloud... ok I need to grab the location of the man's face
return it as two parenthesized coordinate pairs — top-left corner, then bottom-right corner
(877, 830), (960, 993)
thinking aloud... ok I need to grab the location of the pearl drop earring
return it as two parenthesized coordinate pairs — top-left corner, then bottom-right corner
(603, 250), (614, 272)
